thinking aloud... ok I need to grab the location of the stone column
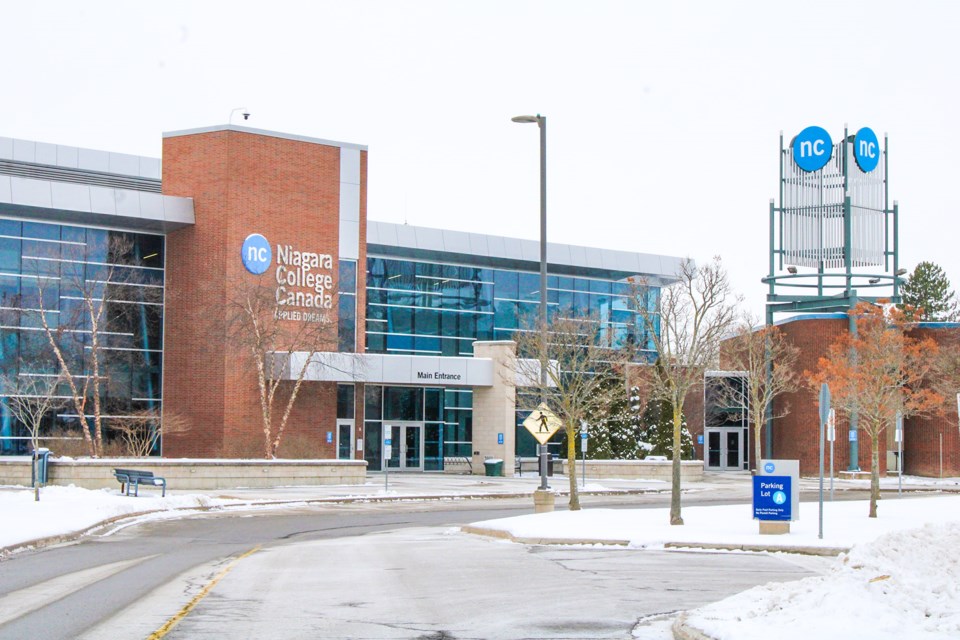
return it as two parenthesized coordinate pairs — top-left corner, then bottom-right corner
(471, 341), (517, 476)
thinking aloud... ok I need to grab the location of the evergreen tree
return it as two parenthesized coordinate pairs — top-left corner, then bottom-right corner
(899, 261), (959, 321)
(639, 393), (694, 460)
(582, 377), (645, 460)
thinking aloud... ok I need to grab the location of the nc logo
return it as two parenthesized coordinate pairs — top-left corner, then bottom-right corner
(854, 127), (880, 173)
(241, 233), (272, 275)
(764, 462), (775, 473)
(792, 126), (833, 172)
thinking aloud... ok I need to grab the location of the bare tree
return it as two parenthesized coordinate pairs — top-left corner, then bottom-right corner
(513, 314), (629, 510)
(0, 371), (64, 500)
(634, 257), (739, 525)
(31, 235), (159, 457)
(112, 410), (191, 458)
(720, 314), (800, 472)
(225, 276), (339, 459)
(808, 303), (941, 518)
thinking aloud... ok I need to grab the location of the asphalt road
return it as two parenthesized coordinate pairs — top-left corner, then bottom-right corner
(0, 492), (836, 640)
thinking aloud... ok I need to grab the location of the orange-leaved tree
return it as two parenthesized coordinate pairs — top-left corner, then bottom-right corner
(807, 302), (941, 518)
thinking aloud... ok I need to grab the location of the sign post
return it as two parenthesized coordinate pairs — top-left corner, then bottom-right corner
(580, 421), (588, 489)
(383, 434), (392, 492)
(818, 383), (830, 539)
(827, 409), (836, 501)
(896, 411), (903, 497)
(522, 403), (562, 492)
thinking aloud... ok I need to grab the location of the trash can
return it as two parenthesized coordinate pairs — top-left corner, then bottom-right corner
(484, 458), (504, 477)
(539, 454), (555, 477)
(32, 448), (51, 486)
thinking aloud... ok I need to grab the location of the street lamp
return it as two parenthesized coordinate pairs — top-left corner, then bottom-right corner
(512, 113), (548, 489)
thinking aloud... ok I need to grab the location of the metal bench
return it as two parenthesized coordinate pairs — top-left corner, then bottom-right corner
(113, 468), (166, 497)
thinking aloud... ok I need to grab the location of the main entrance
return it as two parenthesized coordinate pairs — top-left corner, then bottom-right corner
(385, 422), (424, 471)
(705, 428), (747, 471)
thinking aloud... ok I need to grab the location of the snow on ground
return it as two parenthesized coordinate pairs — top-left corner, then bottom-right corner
(470, 494), (960, 549)
(471, 495), (960, 639)
(0, 485), (239, 549)
(686, 522), (960, 640)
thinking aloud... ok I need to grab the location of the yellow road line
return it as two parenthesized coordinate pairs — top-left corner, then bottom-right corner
(147, 545), (261, 639)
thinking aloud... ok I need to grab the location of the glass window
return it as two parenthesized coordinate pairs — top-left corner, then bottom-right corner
(338, 294), (356, 352)
(424, 388), (442, 421)
(338, 260), (357, 294)
(518, 272), (540, 301)
(414, 308), (439, 336)
(383, 387), (423, 421)
(365, 385), (383, 420)
(364, 421), (382, 471)
(337, 384), (355, 419)
(493, 270), (518, 300)
(494, 300), (518, 330)
(0, 238), (19, 271)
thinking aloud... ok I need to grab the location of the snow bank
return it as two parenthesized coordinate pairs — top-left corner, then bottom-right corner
(686, 522), (960, 640)
(0, 485), (234, 549)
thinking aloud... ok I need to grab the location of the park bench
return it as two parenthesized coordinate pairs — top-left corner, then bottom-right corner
(113, 468), (166, 497)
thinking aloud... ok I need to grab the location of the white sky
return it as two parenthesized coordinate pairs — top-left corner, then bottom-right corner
(3, 1), (958, 317)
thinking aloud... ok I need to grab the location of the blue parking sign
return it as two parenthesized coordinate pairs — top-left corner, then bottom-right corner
(753, 475), (792, 521)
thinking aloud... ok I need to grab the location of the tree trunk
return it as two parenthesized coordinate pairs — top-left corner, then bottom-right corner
(670, 405), (684, 525)
(869, 437), (880, 518)
(567, 425), (580, 511)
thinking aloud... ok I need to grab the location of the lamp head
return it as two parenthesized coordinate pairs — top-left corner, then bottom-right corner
(786, 266), (798, 274)
(512, 115), (540, 124)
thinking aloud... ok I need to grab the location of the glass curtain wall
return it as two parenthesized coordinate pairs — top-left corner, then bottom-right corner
(365, 255), (660, 459)
(0, 217), (164, 455)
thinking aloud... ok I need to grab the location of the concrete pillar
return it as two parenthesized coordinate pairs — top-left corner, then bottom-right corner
(472, 341), (517, 476)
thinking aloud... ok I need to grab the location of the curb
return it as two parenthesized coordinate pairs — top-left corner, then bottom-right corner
(672, 613), (719, 640)
(461, 526), (850, 556)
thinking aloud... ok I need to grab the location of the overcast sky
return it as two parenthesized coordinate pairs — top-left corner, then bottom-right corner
(3, 1), (958, 318)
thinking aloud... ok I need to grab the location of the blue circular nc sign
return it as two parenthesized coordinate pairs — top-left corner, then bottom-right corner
(241, 233), (272, 275)
(764, 462), (775, 474)
(772, 490), (787, 505)
(792, 126), (833, 172)
(854, 127), (880, 173)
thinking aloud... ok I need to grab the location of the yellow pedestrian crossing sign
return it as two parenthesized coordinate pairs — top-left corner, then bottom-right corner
(523, 404), (562, 444)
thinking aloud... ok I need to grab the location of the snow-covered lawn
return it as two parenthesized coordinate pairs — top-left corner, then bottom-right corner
(0, 485), (238, 550)
(470, 495), (960, 639)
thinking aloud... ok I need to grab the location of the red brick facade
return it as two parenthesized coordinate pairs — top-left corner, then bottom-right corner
(160, 129), (366, 458)
(707, 316), (960, 477)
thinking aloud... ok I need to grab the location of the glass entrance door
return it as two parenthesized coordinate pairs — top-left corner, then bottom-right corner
(705, 429), (745, 471)
(384, 423), (423, 471)
(337, 420), (354, 460)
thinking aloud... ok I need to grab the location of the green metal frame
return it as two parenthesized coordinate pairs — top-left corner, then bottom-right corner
(763, 129), (902, 470)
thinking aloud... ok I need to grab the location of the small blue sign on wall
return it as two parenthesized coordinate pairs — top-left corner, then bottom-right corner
(497, 433), (504, 445)
(753, 475), (792, 521)
(697, 435), (704, 445)
(854, 127), (880, 173)
(792, 126), (833, 172)
(241, 233), (272, 275)
(326, 431), (333, 444)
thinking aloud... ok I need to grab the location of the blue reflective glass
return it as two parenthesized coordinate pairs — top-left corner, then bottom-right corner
(518, 272), (539, 301)
(494, 270), (518, 300)
(338, 260), (357, 294)
(494, 300), (518, 329)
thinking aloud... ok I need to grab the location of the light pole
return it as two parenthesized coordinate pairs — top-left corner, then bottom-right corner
(512, 114), (548, 490)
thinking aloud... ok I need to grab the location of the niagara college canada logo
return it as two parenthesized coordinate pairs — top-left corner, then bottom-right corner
(241, 233), (272, 275)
